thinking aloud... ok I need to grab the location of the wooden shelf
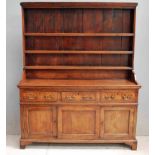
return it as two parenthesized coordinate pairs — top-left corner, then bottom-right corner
(24, 66), (132, 70)
(25, 50), (133, 54)
(18, 79), (139, 88)
(24, 33), (134, 37)
(21, 2), (138, 9)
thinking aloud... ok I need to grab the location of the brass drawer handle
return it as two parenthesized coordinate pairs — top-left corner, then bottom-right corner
(44, 95), (54, 100)
(122, 95), (131, 100)
(65, 96), (75, 100)
(104, 95), (115, 100)
(81, 96), (94, 101)
(23, 95), (37, 100)
(28, 96), (36, 100)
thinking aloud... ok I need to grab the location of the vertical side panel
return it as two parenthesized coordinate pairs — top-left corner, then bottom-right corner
(22, 8), (26, 79)
(128, 108), (135, 138)
(52, 106), (57, 137)
(58, 106), (63, 138)
(132, 106), (138, 138)
(132, 9), (136, 67)
(20, 105), (29, 138)
(100, 107), (104, 137)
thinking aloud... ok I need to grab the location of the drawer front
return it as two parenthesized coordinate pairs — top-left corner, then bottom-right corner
(101, 90), (137, 103)
(21, 91), (59, 102)
(61, 92), (99, 103)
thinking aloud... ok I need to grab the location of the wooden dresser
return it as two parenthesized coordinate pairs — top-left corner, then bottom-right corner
(18, 2), (141, 150)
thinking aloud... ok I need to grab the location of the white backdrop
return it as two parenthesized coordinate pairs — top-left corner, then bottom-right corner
(6, 0), (149, 135)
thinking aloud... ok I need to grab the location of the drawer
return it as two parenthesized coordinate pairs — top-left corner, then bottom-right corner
(61, 92), (99, 103)
(100, 90), (138, 103)
(21, 90), (59, 102)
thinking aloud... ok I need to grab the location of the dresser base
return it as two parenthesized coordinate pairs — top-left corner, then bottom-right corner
(20, 138), (137, 150)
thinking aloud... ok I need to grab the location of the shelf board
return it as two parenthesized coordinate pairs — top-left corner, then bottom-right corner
(24, 33), (134, 37)
(25, 50), (133, 54)
(24, 66), (132, 70)
(21, 2), (138, 9)
(18, 79), (139, 89)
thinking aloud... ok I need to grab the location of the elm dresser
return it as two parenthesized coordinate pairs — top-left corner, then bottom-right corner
(18, 2), (141, 150)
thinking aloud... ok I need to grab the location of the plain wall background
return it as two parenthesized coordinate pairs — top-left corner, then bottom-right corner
(6, 0), (149, 135)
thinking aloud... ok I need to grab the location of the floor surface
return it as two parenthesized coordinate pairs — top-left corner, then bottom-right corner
(6, 135), (148, 155)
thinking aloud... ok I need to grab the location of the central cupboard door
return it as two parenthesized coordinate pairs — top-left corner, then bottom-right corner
(58, 106), (100, 139)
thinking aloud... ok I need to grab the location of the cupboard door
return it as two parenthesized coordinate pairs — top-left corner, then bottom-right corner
(100, 107), (136, 139)
(58, 106), (99, 139)
(21, 106), (57, 139)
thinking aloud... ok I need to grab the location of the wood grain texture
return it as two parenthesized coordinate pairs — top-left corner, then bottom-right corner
(18, 2), (140, 150)
(58, 106), (99, 139)
(20, 89), (138, 105)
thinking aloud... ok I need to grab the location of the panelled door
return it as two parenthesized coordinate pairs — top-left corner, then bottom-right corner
(100, 106), (136, 139)
(58, 106), (100, 139)
(20, 105), (57, 139)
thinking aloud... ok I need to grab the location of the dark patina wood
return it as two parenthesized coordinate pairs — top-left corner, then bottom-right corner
(18, 2), (140, 150)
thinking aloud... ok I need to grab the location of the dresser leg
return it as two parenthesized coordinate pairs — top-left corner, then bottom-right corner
(20, 144), (26, 149)
(20, 139), (32, 149)
(130, 141), (137, 150)
(125, 140), (137, 150)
